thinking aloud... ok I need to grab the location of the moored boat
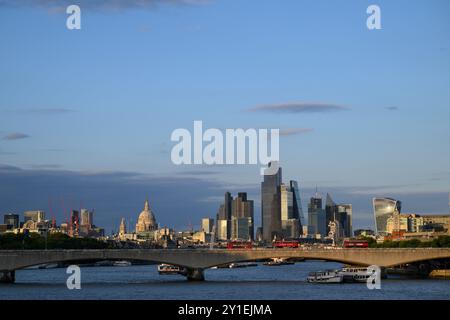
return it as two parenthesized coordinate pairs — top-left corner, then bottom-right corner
(113, 260), (132, 267)
(307, 270), (343, 283)
(339, 267), (371, 283)
(263, 258), (295, 266)
(157, 264), (186, 275)
(229, 262), (258, 268)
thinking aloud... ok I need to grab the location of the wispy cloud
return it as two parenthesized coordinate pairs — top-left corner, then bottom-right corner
(0, 0), (210, 11)
(249, 102), (348, 113)
(177, 170), (220, 176)
(0, 150), (17, 156)
(30, 164), (62, 169)
(6, 108), (75, 115)
(279, 128), (313, 136)
(3, 132), (30, 140)
(385, 106), (399, 111)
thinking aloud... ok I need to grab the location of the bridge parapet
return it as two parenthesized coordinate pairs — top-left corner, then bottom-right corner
(1, 248), (449, 274)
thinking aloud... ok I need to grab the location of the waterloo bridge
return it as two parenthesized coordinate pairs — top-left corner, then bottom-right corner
(1, 248), (450, 282)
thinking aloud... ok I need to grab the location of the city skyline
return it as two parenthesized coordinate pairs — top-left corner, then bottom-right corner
(1, 166), (448, 235)
(1, 0), (449, 232)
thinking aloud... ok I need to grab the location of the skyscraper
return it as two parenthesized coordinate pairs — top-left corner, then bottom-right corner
(373, 197), (402, 235)
(231, 192), (254, 240)
(261, 162), (282, 242)
(325, 193), (337, 234)
(338, 204), (353, 237)
(216, 192), (233, 240)
(308, 193), (326, 237)
(324, 193), (353, 238)
(201, 218), (214, 233)
(280, 183), (300, 239)
(290, 180), (305, 228)
(80, 209), (93, 228)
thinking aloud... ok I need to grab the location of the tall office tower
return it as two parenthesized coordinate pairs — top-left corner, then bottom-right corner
(261, 162), (282, 242)
(280, 183), (300, 239)
(373, 197), (402, 235)
(231, 192), (254, 240)
(337, 204), (353, 237)
(308, 193), (326, 236)
(80, 209), (93, 228)
(24, 210), (45, 223)
(325, 193), (337, 234)
(290, 180), (305, 229)
(216, 192), (233, 240)
(201, 218), (214, 233)
(216, 219), (228, 241)
(4, 214), (19, 229)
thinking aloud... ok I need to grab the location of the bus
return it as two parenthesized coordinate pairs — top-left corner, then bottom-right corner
(273, 240), (300, 248)
(343, 239), (369, 248)
(227, 241), (253, 250)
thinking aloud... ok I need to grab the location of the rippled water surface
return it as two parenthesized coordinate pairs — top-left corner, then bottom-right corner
(1, 261), (449, 300)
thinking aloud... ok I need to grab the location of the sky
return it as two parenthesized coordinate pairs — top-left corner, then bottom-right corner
(0, 0), (449, 233)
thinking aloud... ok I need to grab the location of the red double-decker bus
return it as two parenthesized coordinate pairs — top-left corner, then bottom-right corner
(273, 240), (300, 248)
(227, 241), (253, 250)
(343, 239), (369, 248)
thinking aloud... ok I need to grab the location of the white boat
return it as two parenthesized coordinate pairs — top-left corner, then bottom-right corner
(157, 264), (186, 275)
(229, 262), (258, 268)
(263, 258), (295, 266)
(339, 267), (371, 283)
(307, 270), (343, 283)
(113, 260), (132, 267)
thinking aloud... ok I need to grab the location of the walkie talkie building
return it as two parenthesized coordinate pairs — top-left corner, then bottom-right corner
(373, 197), (402, 235)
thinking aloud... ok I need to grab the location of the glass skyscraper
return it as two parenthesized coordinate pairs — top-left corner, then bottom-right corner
(373, 197), (402, 235)
(290, 180), (305, 228)
(308, 194), (326, 237)
(261, 162), (282, 242)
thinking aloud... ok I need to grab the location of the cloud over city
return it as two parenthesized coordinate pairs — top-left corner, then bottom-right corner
(2, 133), (30, 140)
(249, 103), (349, 114)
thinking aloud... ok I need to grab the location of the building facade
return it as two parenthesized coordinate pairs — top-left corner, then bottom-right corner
(201, 218), (214, 233)
(231, 192), (254, 240)
(261, 162), (282, 242)
(24, 210), (45, 223)
(308, 194), (326, 237)
(135, 199), (158, 233)
(373, 197), (402, 235)
(3, 214), (19, 230)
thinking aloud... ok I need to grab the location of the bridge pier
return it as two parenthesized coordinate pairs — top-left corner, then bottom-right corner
(186, 268), (205, 281)
(0, 271), (15, 284)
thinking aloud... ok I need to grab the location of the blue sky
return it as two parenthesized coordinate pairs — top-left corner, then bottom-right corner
(0, 0), (449, 232)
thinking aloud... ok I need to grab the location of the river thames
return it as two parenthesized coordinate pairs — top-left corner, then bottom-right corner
(0, 261), (449, 300)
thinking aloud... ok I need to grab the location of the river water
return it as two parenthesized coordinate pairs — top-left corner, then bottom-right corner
(1, 261), (449, 300)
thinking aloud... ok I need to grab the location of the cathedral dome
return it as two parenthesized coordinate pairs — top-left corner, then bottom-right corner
(136, 199), (157, 233)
